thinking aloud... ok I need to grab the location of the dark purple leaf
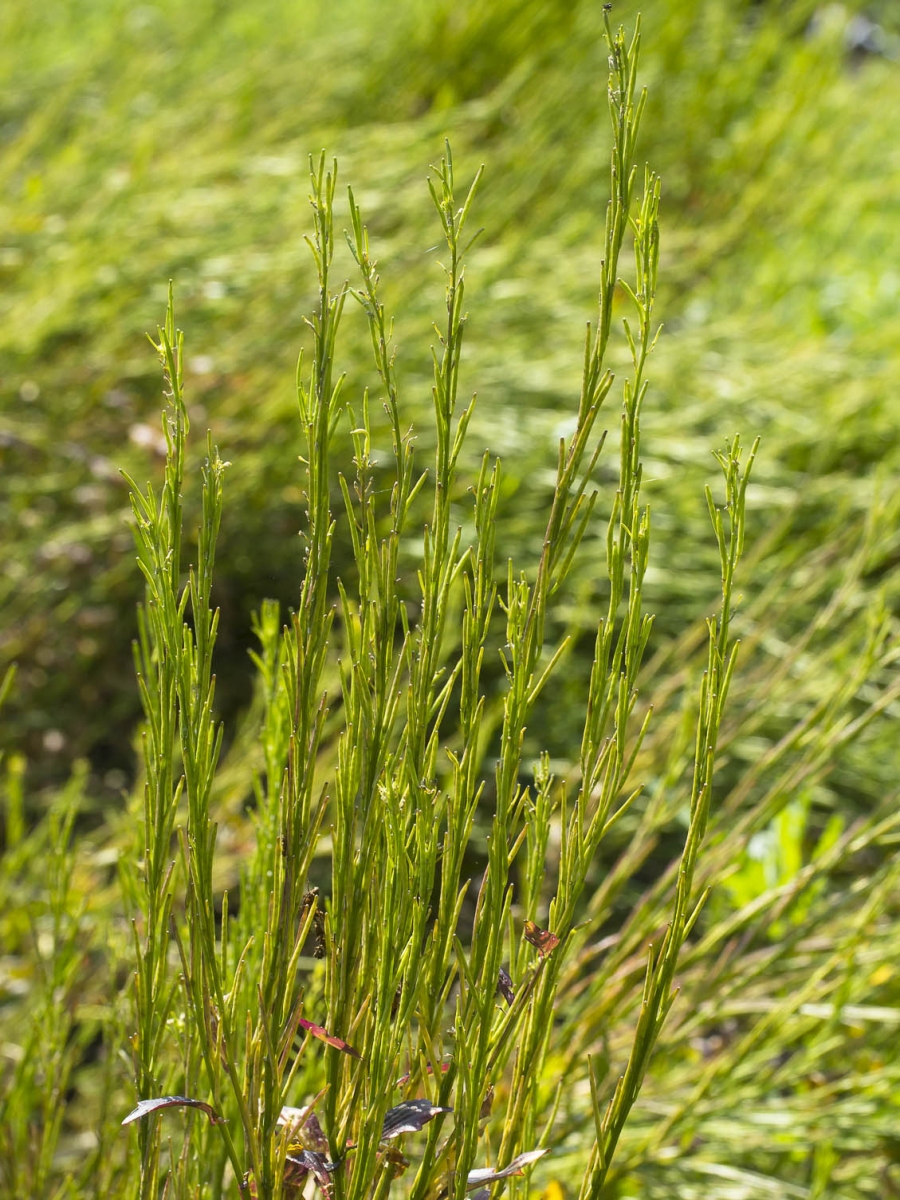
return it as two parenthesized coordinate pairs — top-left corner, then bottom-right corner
(523, 920), (561, 958)
(298, 1017), (362, 1059)
(299, 1112), (329, 1154)
(278, 1105), (330, 1154)
(381, 1099), (452, 1141)
(497, 966), (515, 1005)
(121, 1095), (225, 1126)
(466, 1148), (548, 1187)
(284, 1150), (336, 1195)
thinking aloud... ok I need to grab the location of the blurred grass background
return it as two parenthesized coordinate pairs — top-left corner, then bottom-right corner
(3, 0), (899, 808)
(5, 1), (900, 1195)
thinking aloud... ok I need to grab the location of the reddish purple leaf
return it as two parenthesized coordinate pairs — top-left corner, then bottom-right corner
(466, 1148), (549, 1187)
(121, 1095), (225, 1126)
(497, 966), (515, 1005)
(381, 1099), (452, 1141)
(298, 1018), (362, 1059)
(523, 920), (561, 958)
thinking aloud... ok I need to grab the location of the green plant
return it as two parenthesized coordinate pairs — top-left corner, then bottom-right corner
(117, 16), (754, 1199)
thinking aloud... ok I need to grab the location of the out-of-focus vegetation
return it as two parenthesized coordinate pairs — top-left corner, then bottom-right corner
(4, 1), (900, 1197)
(2, 0), (899, 791)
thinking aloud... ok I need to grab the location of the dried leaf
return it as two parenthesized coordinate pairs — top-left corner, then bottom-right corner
(382, 1146), (410, 1177)
(313, 910), (327, 959)
(523, 920), (560, 958)
(121, 1095), (225, 1126)
(298, 1017), (362, 1059)
(497, 966), (515, 1005)
(390, 984), (402, 1018)
(466, 1148), (549, 1187)
(395, 1061), (450, 1087)
(278, 1104), (314, 1131)
(479, 1084), (494, 1121)
(381, 1099), (453, 1140)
